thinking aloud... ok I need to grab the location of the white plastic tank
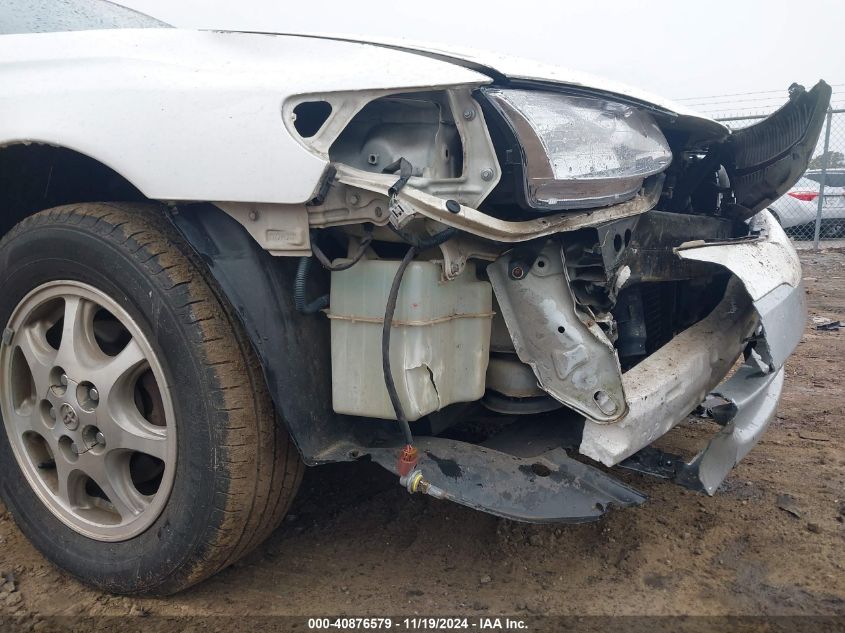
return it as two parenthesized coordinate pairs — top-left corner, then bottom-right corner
(329, 259), (493, 420)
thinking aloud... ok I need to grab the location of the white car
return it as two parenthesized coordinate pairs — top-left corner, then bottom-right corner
(0, 0), (827, 594)
(769, 168), (845, 236)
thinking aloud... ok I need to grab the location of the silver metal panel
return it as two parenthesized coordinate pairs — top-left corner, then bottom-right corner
(692, 365), (785, 494)
(754, 282), (807, 370)
(488, 246), (625, 422)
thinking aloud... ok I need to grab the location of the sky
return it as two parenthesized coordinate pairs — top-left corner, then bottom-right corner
(120, 0), (843, 118)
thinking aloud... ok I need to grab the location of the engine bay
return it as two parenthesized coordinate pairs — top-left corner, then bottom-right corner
(175, 79), (826, 521)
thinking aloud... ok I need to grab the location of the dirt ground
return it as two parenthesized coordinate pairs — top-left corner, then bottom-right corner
(0, 250), (843, 626)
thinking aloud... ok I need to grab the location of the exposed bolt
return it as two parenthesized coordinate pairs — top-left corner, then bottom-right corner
(509, 264), (526, 280)
(374, 206), (383, 218)
(247, 210), (259, 221)
(462, 108), (476, 121)
(349, 193), (360, 206)
(95, 431), (106, 446)
(60, 374), (68, 387)
(480, 168), (494, 181)
(89, 387), (99, 403)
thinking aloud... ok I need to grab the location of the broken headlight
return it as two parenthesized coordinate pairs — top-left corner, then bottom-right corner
(483, 88), (672, 210)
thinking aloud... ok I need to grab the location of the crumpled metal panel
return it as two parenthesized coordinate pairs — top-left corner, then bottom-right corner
(619, 363), (785, 495)
(580, 210), (804, 468)
(676, 211), (801, 300)
(488, 245), (626, 422)
(677, 210), (806, 370)
(749, 282), (806, 370)
(579, 279), (758, 465)
(691, 364), (785, 494)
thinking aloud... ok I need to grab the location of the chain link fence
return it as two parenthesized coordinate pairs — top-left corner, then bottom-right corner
(717, 108), (845, 248)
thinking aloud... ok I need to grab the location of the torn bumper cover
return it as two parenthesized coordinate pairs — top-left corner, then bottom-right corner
(581, 210), (805, 494)
(363, 211), (802, 521)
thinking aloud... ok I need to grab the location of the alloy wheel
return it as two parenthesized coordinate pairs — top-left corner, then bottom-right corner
(0, 281), (176, 541)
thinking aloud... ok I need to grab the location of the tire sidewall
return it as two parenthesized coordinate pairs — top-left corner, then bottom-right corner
(0, 211), (227, 593)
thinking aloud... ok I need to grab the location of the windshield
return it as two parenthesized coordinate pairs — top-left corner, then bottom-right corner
(0, 0), (170, 35)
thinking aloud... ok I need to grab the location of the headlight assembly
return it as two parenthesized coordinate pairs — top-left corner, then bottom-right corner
(483, 88), (672, 210)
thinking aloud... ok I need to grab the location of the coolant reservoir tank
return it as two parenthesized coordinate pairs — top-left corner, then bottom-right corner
(328, 259), (492, 420)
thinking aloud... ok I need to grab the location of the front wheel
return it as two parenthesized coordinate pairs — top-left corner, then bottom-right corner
(0, 203), (303, 595)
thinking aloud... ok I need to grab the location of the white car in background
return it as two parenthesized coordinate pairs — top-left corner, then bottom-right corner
(770, 168), (845, 237)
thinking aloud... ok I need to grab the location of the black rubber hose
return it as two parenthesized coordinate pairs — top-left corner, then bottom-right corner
(381, 245), (418, 445)
(294, 256), (329, 314)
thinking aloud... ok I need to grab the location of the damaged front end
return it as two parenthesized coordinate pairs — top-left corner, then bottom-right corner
(175, 75), (829, 523)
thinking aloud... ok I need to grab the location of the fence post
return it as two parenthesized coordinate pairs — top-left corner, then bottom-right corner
(812, 107), (834, 249)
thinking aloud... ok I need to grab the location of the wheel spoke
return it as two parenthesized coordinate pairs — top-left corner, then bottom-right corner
(55, 296), (101, 374)
(90, 338), (147, 404)
(102, 404), (168, 461)
(15, 324), (57, 399)
(19, 406), (52, 437)
(82, 454), (147, 520)
(53, 451), (79, 510)
(111, 423), (168, 461)
(3, 391), (48, 438)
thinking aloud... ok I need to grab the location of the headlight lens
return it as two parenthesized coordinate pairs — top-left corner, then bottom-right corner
(483, 88), (672, 210)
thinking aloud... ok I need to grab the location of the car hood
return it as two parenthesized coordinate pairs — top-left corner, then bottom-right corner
(222, 29), (728, 135)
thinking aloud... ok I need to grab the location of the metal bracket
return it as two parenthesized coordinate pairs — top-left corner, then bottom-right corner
(488, 245), (626, 422)
(334, 167), (663, 244)
(438, 236), (501, 280)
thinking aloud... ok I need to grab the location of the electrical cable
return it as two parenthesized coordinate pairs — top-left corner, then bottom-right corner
(388, 224), (458, 250)
(296, 227), (375, 314)
(311, 225), (374, 271)
(381, 245), (418, 446)
(381, 226), (458, 445)
(294, 256), (329, 314)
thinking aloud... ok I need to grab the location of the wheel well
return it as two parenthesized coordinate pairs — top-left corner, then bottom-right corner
(0, 144), (147, 236)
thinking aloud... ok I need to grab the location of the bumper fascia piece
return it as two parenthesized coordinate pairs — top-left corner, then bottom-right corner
(689, 363), (786, 494)
(368, 436), (646, 524)
(581, 210), (805, 493)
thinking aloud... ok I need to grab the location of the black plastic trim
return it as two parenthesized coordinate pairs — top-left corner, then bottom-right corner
(723, 81), (832, 216)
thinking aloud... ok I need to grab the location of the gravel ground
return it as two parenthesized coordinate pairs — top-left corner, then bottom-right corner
(0, 249), (843, 628)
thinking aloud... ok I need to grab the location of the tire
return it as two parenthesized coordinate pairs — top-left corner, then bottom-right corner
(0, 202), (303, 595)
